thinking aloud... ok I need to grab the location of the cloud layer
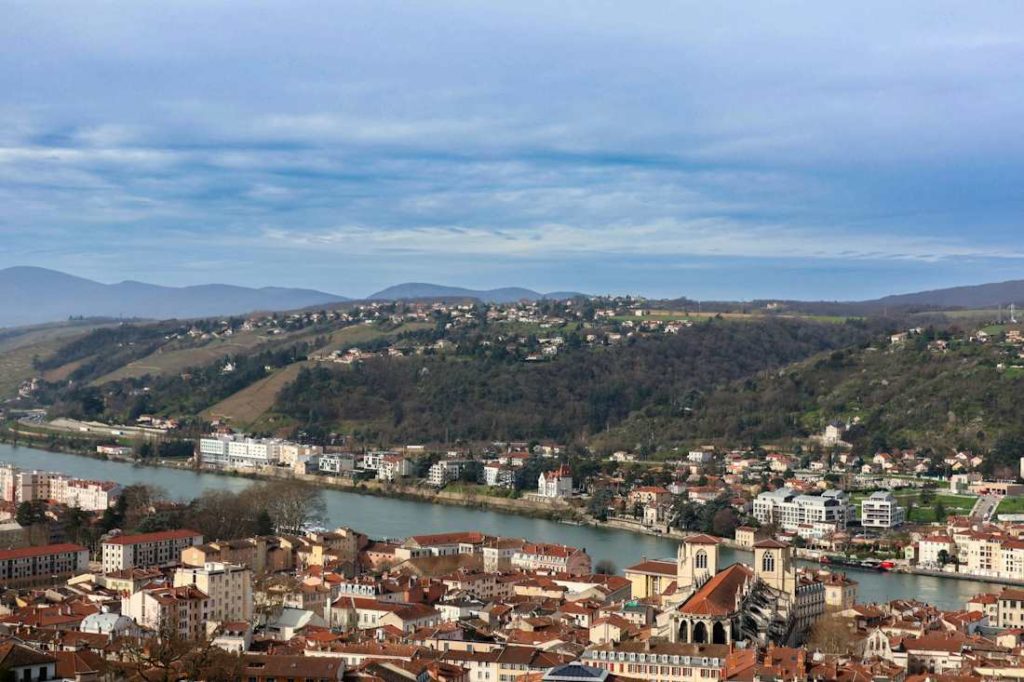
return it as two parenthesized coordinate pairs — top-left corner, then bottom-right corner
(1, 1), (1023, 299)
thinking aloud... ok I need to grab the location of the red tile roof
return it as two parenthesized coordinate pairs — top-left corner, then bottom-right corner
(0, 543), (87, 561)
(679, 564), (753, 616)
(103, 529), (201, 545)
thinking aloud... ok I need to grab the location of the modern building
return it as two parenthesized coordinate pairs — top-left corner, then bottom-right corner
(102, 529), (203, 572)
(52, 478), (122, 511)
(427, 460), (468, 487)
(860, 491), (906, 529)
(752, 488), (851, 538)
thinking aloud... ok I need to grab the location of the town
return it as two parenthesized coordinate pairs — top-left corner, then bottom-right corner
(0, 431), (1023, 680)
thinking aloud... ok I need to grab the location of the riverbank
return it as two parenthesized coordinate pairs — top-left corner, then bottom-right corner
(0, 427), (584, 522)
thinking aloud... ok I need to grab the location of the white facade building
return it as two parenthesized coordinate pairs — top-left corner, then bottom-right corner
(753, 488), (851, 538)
(537, 466), (573, 498)
(860, 491), (906, 529)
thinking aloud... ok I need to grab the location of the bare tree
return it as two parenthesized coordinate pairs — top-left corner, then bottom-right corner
(105, 622), (242, 682)
(806, 613), (855, 654)
(252, 480), (327, 534)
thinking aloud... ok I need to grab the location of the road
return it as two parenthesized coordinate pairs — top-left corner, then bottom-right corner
(972, 493), (1000, 522)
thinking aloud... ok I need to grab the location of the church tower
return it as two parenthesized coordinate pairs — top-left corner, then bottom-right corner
(753, 539), (795, 596)
(677, 535), (720, 592)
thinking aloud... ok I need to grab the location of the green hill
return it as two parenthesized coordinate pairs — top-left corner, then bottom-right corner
(597, 331), (1024, 465)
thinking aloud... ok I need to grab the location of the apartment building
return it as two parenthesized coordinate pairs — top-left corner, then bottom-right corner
(427, 460), (468, 487)
(173, 562), (253, 623)
(102, 529), (203, 572)
(378, 456), (413, 482)
(122, 585), (210, 640)
(0, 543), (89, 588)
(753, 488), (851, 538)
(581, 641), (739, 682)
(860, 491), (906, 529)
(511, 543), (592, 576)
(52, 478), (122, 511)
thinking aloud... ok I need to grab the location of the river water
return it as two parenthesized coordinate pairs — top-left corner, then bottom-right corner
(0, 443), (990, 610)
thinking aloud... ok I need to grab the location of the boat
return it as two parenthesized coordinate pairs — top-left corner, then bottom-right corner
(860, 559), (882, 570)
(879, 560), (896, 571)
(818, 555), (831, 564)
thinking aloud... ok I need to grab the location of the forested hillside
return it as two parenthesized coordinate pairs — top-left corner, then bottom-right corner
(273, 318), (876, 443)
(598, 330), (1024, 465)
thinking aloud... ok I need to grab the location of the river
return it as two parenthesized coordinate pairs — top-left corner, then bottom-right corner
(0, 443), (989, 610)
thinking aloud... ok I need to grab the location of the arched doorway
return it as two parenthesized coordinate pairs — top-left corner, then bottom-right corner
(693, 621), (708, 644)
(712, 621), (727, 644)
(679, 620), (690, 643)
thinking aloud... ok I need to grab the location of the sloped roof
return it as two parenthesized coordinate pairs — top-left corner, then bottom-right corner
(678, 564), (753, 616)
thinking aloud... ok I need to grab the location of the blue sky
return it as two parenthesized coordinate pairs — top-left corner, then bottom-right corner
(2, 1), (1023, 300)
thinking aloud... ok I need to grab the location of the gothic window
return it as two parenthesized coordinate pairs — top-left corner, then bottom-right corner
(695, 550), (707, 570)
(762, 551), (775, 572)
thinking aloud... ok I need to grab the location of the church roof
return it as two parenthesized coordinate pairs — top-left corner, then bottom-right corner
(678, 564), (753, 616)
(683, 534), (722, 545)
(753, 539), (790, 549)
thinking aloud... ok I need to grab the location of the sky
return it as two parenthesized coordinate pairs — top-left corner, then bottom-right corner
(1, 1), (1023, 300)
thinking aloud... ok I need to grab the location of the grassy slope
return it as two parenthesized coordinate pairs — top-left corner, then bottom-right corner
(200, 322), (432, 426)
(90, 330), (274, 384)
(0, 323), (109, 398)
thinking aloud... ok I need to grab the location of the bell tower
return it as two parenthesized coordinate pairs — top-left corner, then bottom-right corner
(677, 535), (720, 591)
(753, 539), (795, 596)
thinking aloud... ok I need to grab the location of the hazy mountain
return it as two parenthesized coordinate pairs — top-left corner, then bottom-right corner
(368, 282), (585, 303)
(863, 279), (1024, 310)
(0, 267), (347, 327)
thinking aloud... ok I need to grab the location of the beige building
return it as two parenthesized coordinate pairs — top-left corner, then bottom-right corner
(122, 585), (210, 640)
(511, 543), (591, 576)
(624, 558), (676, 599)
(581, 641), (740, 682)
(173, 562), (253, 623)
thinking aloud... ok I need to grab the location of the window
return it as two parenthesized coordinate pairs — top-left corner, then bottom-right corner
(695, 550), (708, 570)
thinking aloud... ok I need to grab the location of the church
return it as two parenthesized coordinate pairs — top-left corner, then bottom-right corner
(657, 535), (825, 647)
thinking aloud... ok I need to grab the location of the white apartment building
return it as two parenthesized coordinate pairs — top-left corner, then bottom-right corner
(320, 453), (358, 475)
(687, 450), (713, 464)
(199, 435), (284, 468)
(173, 562), (253, 623)
(52, 478), (122, 511)
(753, 488), (851, 538)
(484, 464), (514, 488)
(102, 529), (204, 572)
(378, 456), (413, 482)
(427, 460), (468, 487)
(860, 491), (906, 529)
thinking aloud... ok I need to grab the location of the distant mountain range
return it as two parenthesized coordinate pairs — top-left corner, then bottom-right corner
(5, 266), (1024, 328)
(367, 283), (586, 303)
(862, 279), (1024, 310)
(0, 267), (347, 327)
